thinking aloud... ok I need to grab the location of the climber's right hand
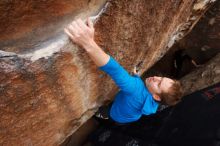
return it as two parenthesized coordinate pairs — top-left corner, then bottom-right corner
(64, 18), (96, 51)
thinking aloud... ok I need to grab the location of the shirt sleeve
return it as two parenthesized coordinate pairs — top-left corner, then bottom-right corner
(99, 56), (137, 94)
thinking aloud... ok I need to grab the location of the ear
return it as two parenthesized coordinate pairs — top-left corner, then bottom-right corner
(152, 94), (161, 102)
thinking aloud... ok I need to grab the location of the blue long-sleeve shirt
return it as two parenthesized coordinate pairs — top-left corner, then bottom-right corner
(99, 56), (159, 123)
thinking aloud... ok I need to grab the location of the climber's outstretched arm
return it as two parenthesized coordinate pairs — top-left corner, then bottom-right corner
(65, 18), (137, 94)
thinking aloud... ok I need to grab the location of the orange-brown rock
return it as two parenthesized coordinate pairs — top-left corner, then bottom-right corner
(0, 0), (107, 53)
(0, 0), (216, 145)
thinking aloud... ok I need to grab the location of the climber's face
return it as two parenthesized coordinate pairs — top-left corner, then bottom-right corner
(145, 76), (174, 101)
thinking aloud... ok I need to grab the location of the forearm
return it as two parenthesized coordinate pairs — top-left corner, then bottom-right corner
(84, 40), (110, 67)
(65, 18), (136, 94)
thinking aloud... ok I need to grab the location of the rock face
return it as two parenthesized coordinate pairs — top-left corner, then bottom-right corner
(0, 0), (216, 145)
(0, 0), (107, 53)
(181, 53), (220, 96)
(180, 0), (220, 94)
(142, 0), (220, 80)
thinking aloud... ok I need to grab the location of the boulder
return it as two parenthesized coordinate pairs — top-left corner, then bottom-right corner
(0, 0), (216, 145)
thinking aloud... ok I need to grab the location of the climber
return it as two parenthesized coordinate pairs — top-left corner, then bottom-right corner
(64, 18), (183, 124)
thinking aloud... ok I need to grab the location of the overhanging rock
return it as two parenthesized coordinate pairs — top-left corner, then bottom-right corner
(0, 0), (216, 145)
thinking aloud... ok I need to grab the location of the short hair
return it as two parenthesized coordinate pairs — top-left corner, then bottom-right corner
(159, 79), (183, 106)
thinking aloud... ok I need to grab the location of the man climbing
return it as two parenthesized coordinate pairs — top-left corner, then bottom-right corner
(64, 18), (183, 124)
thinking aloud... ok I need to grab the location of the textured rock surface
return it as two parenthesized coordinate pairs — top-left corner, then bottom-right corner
(143, 0), (220, 79)
(178, 0), (220, 84)
(179, 0), (220, 54)
(181, 53), (220, 95)
(0, 0), (216, 145)
(0, 0), (106, 53)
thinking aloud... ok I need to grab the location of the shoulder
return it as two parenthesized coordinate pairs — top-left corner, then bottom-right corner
(130, 76), (146, 96)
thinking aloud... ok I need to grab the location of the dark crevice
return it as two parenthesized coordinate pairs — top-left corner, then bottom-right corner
(143, 0), (220, 80)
